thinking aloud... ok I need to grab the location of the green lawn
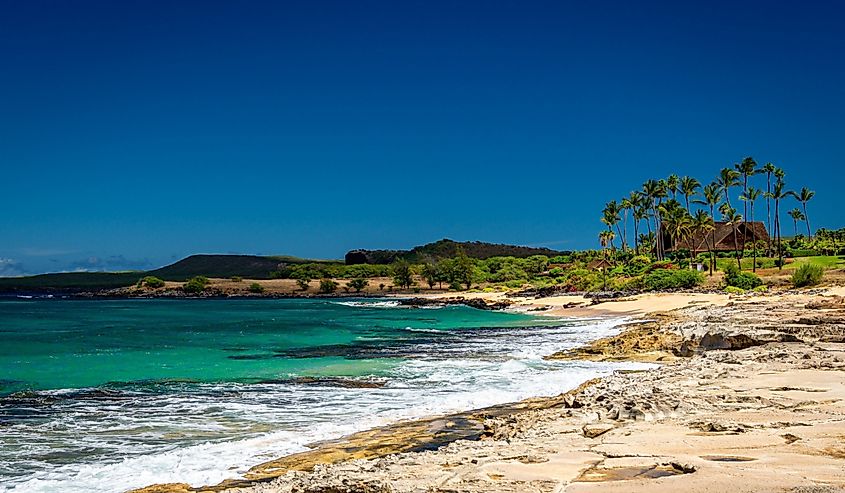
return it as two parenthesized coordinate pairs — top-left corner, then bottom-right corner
(783, 255), (845, 270)
(713, 255), (845, 271)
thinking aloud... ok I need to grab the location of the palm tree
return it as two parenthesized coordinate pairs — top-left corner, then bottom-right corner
(740, 187), (761, 272)
(667, 174), (680, 200)
(716, 167), (740, 208)
(790, 187), (815, 239)
(602, 200), (624, 253)
(642, 180), (667, 259)
(638, 232), (656, 254)
(765, 173), (791, 270)
(599, 230), (615, 257)
(660, 201), (693, 267)
(720, 203), (743, 270)
(626, 192), (644, 254)
(788, 208), (805, 237)
(620, 196), (633, 253)
(735, 157), (757, 258)
(632, 194), (650, 255)
(690, 209), (715, 270)
(694, 182), (722, 275)
(761, 162), (776, 253)
(678, 176), (701, 213)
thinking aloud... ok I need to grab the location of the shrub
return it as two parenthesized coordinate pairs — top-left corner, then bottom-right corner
(724, 286), (746, 295)
(642, 269), (703, 291)
(319, 278), (338, 294)
(348, 278), (369, 293)
(723, 264), (762, 290)
(248, 282), (264, 293)
(792, 263), (824, 288)
(140, 276), (165, 289)
(296, 278), (311, 291)
(183, 276), (208, 294)
(788, 249), (820, 258)
(752, 285), (768, 293)
(230, 276), (243, 282)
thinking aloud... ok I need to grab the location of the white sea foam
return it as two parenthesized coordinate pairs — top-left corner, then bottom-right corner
(332, 300), (402, 308)
(3, 317), (652, 493)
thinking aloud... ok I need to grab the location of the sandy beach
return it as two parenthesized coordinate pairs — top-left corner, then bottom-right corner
(130, 286), (845, 493)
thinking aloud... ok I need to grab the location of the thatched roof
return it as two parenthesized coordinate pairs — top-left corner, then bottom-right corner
(665, 221), (769, 253)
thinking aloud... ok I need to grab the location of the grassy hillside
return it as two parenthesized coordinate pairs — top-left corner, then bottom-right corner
(147, 255), (285, 281)
(0, 254), (341, 291)
(0, 272), (142, 291)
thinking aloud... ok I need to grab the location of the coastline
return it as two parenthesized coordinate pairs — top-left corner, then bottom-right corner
(129, 286), (845, 492)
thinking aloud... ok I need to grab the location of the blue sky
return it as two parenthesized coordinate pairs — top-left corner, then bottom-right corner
(1, 1), (844, 275)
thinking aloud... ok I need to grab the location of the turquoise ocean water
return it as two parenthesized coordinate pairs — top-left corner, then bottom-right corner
(0, 298), (645, 492)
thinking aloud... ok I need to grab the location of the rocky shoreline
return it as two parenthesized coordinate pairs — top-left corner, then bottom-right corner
(133, 289), (845, 493)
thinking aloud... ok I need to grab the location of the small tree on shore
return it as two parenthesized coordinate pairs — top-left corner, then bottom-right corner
(391, 260), (414, 289)
(319, 278), (338, 294)
(348, 278), (368, 293)
(421, 262), (438, 289)
(296, 278), (311, 292)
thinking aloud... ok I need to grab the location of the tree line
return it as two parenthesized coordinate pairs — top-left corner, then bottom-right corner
(600, 157), (816, 273)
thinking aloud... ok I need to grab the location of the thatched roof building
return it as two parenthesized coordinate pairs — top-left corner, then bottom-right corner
(664, 221), (769, 254)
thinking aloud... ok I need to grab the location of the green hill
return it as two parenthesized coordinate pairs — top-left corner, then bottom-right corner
(345, 239), (565, 264)
(0, 254), (340, 292)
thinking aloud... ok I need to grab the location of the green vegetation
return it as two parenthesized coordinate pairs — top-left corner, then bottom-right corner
(723, 263), (763, 290)
(599, 156), (816, 273)
(391, 260), (414, 289)
(139, 276), (165, 288)
(792, 263), (824, 288)
(295, 278), (311, 291)
(183, 276), (209, 294)
(230, 276), (243, 282)
(642, 269), (704, 290)
(319, 278), (338, 294)
(248, 282), (264, 293)
(348, 278), (368, 293)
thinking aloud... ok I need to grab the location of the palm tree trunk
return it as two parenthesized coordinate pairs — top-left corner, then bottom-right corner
(803, 203), (812, 240)
(766, 174), (772, 255)
(622, 210), (628, 253)
(751, 203), (757, 273)
(615, 223), (625, 253)
(741, 178), (748, 261)
(733, 224), (741, 270)
(633, 219), (639, 254)
(776, 199), (783, 271)
(709, 205), (716, 275)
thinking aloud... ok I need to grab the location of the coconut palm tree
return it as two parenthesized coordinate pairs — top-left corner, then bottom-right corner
(667, 174), (680, 200)
(720, 203), (743, 270)
(790, 187), (815, 240)
(694, 182), (722, 275)
(690, 209), (715, 271)
(788, 208), (805, 237)
(660, 201), (693, 267)
(761, 162), (776, 253)
(620, 196), (633, 253)
(740, 187), (762, 272)
(765, 173), (791, 270)
(602, 200), (624, 253)
(599, 230), (615, 257)
(642, 180), (667, 259)
(679, 176), (701, 213)
(626, 192), (645, 254)
(735, 157), (757, 257)
(716, 167), (740, 208)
